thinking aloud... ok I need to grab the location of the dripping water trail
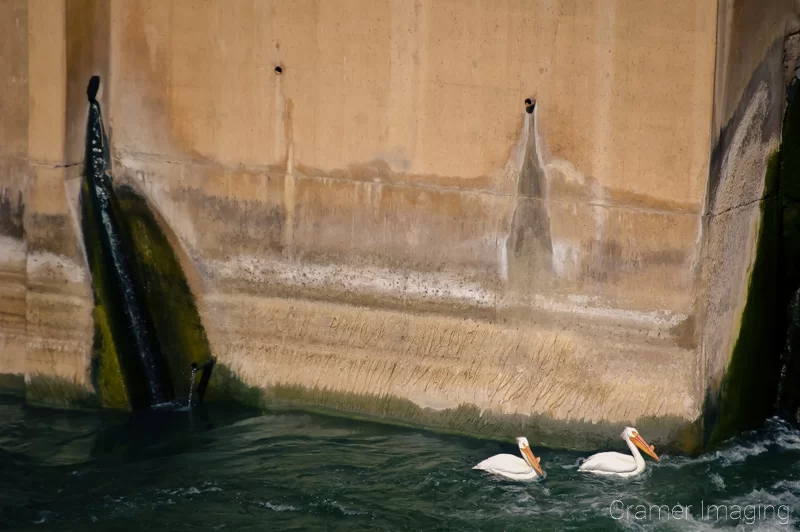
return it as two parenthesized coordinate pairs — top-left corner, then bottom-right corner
(83, 76), (174, 407)
(188, 365), (198, 410)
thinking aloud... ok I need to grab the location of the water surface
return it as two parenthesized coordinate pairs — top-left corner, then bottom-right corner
(3, 396), (800, 531)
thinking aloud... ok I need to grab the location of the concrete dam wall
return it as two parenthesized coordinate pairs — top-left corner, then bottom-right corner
(1, 0), (799, 451)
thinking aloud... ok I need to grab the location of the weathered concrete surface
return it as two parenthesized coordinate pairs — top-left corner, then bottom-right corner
(0, 0), (29, 382)
(102, 0), (716, 443)
(699, 0), (798, 443)
(206, 293), (695, 422)
(110, 1), (714, 319)
(0, 0), (798, 449)
(0, 0), (98, 394)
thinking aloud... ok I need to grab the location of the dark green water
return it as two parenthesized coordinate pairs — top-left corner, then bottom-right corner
(3, 396), (800, 531)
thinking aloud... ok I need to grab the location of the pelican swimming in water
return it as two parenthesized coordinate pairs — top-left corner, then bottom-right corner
(578, 427), (659, 478)
(473, 437), (545, 481)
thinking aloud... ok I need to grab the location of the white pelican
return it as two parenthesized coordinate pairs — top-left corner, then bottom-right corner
(473, 437), (545, 481)
(578, 427), (660, 478)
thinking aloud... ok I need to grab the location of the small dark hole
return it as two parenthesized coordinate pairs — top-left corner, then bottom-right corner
(525, 105), (535, 114)
(524, 98), (532, 106)
(275, 66), (283, 74)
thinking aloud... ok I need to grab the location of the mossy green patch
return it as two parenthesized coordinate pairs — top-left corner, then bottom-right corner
(70, 94), (214, 410)
(705, 152), (782, 447)
(92, 305), (128, 408)
(81, 178), (213, 408)
(81, 174), (130, 410)
(115, 186), (213, 400)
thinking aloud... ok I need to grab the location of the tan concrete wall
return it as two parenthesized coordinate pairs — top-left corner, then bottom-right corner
(2, 0), (797, 444)
(699, 0), (796, 428)
(111, 0), (716, 319)
(0, 0), (97, 387)
(0, 0), (29, 378)
(97, 0), (719, 435)
(712, 0), (796, 137)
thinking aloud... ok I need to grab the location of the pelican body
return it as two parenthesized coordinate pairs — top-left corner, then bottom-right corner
(578, 427), (660, 478)
(473, 437), (545, 481)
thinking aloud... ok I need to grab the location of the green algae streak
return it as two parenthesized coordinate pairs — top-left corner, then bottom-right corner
(80, 180), (214, 409)
(116, 186), (213, 400)
(93, 305), (127, 408)
(81, 171), (130, 409)
(705, 152), (782, 447)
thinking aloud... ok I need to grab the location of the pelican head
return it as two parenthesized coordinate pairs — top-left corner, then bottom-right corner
(515, 437), (544, 476)
(621, 427), (659, 461)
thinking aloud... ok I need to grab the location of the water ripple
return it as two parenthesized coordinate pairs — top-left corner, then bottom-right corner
(3, 398), (800, 531)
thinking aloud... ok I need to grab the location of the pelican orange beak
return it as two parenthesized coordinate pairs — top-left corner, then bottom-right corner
(630, 432), (660, 461)
(521, 445), (544, 476)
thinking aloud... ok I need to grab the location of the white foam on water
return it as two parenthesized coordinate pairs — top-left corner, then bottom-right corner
(258, 501), (298, 512)
(500, 490), (541, 517)
(316, 499), (362, 516)
(151, 401), (182, 410)
(154, 486), (209, 498)
(661, 418), (800, 473)
(711, 441), (768, 465)
(200, 482), (222, 493)
(772, 480), (800, 492)
(769, 418), (800, 450)
(661, 511), (721, 532)
(34, 511), (55, 525)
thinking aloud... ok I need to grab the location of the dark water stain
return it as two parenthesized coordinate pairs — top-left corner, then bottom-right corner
(506, 109), (553, 287)
(26, 213), (78, 257)
(0, 188), (24, 239)
(581, 239), (688, 284)
(179, 186), (285, 256)
(82, 78), (173, 409)
(115, 184), (214, 401)
(670, 315), (698, 350)
(699, 37), (787, 448)
(776, 59), (800, 423)
(706, 38), (784, 214)
(703, 189), (782, 448)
